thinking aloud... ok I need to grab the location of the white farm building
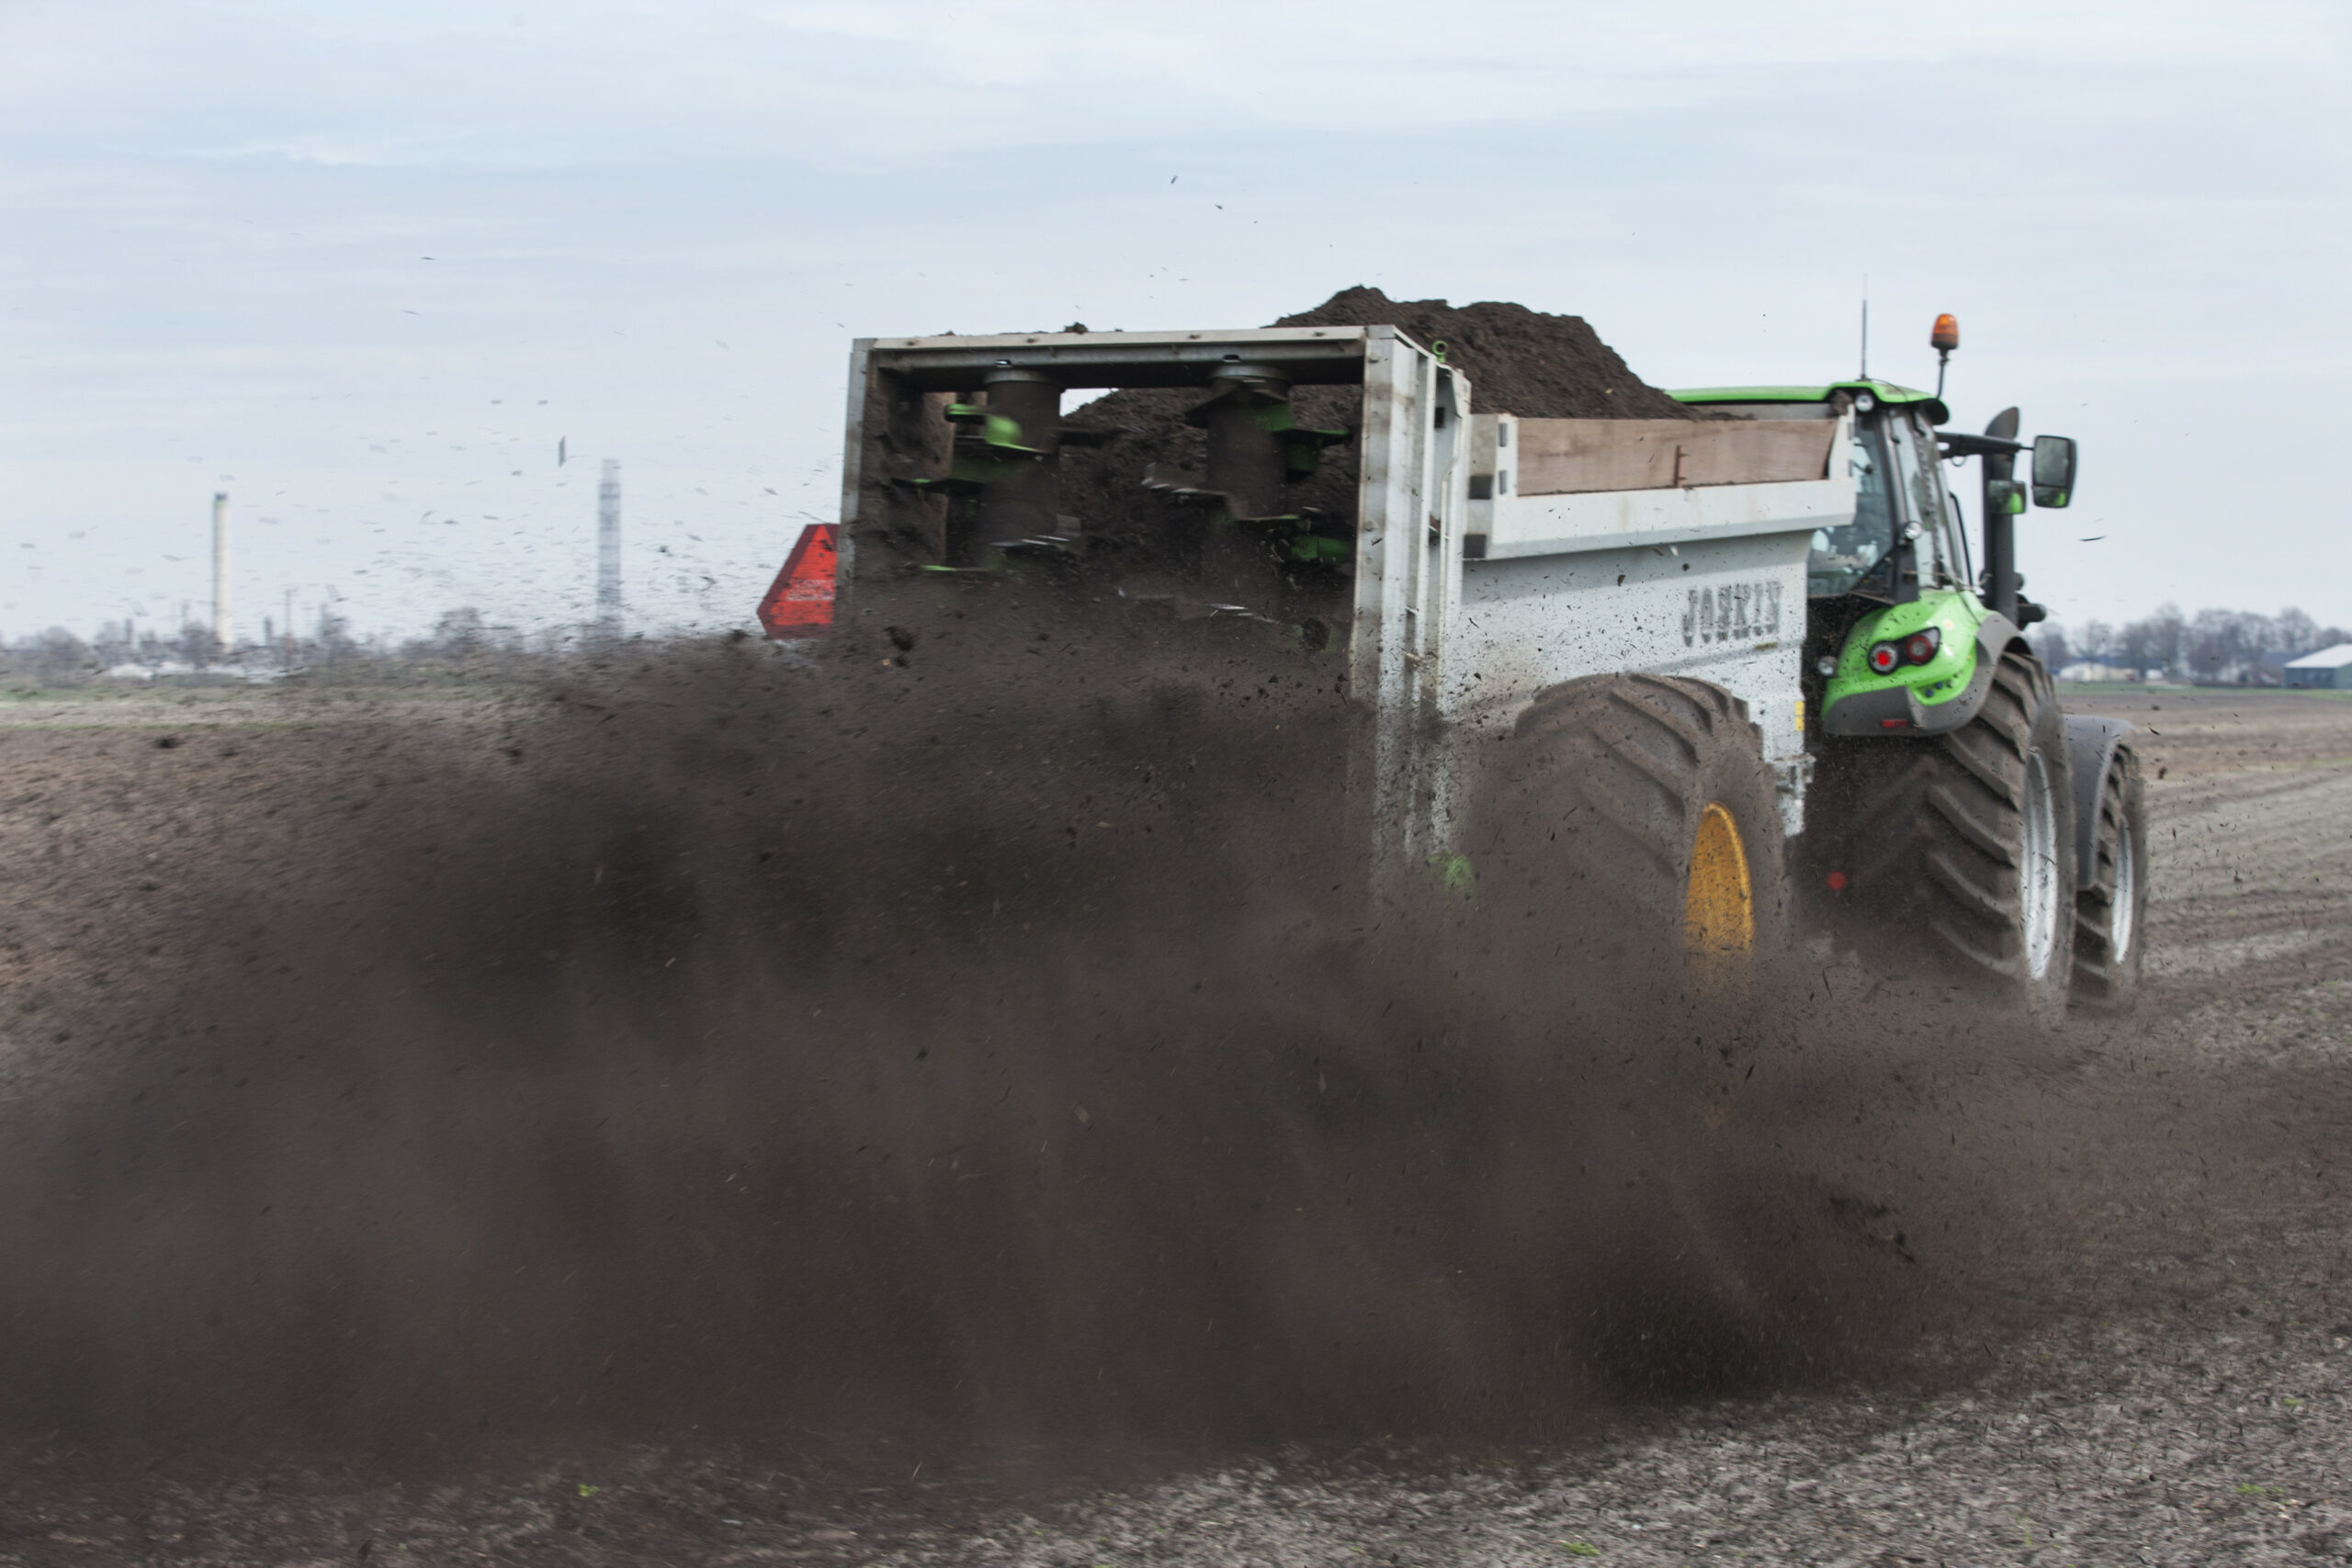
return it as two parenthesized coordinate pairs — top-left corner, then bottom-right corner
(2284, 644), (2352, 690)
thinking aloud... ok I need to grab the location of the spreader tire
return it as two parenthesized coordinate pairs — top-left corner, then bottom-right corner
(1816, 648), (2076, 1014)
(1477, 673), (1789, 977)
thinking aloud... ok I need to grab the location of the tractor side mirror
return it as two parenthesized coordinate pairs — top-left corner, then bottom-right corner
(2031, 435), (2077, 508)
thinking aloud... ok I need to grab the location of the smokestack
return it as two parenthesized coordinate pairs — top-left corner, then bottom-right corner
(596, 459), (622, 640)
(211, 491), (231, 660)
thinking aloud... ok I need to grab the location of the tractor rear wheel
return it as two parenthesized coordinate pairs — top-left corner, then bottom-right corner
(2069, 744), (2148, 1011)
(1815, 648), (2075, 1013)
(1477, 673), (1789, 989)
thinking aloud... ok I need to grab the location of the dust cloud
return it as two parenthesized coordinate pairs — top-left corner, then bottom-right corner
(0, 621), (2104, 1464)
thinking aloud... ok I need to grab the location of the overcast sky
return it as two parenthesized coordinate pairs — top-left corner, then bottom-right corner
(4, 0), (2346, 646)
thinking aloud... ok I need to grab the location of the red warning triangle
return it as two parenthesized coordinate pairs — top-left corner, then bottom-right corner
(756, 524), (838, 639)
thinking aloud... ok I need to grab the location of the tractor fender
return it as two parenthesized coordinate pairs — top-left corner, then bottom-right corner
(2063, 716), (2138, 891)
(1821, 611), (2023, 736)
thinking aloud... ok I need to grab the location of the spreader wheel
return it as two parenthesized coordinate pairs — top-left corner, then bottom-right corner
(1478, 672), (1788, 986)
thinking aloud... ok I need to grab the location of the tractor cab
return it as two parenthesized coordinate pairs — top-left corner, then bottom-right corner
(1670, 380), (2007, 746)
(1669, 381), (1969, 608)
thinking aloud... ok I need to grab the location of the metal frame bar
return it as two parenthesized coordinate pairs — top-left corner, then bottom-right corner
(862, 328), (1374, 390)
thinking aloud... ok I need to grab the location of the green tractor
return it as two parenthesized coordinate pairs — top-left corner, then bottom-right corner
(1677, 317), (2146, 1012)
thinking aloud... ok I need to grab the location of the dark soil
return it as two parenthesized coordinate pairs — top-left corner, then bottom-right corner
(1053, 288), (1687, 596)
(1267, 287), (1692, 422)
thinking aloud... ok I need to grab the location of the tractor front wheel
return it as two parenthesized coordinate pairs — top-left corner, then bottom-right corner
(2069, 742), (2148, 1011)
(1813, 648), (2076, 1014)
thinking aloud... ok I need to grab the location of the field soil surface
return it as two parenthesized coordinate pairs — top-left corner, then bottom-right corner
(5, 682), (2352, 1564)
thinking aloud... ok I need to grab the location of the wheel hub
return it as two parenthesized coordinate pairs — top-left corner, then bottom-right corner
(1685, 803), (1755, 957)
(2021, 752), (2060, 980)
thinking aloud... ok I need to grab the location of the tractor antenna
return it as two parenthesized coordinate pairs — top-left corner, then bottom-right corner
(1859, 277), (1870, 380)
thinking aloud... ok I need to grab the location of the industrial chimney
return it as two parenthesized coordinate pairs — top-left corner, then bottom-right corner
(211, 491), (231, 661)
(596, 460), (622, 640)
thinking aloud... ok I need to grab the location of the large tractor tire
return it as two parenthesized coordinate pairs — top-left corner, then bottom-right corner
(2069, 739), (2148, 1011)
(1814, 648), (2076, 1014)
(1477, 673), (1790, 989)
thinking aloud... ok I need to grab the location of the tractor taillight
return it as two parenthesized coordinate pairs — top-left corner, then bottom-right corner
(1868, 627), (1941, 674)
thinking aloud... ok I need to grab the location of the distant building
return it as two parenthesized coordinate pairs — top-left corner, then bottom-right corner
(2283, 644), (2352, 689)
(2060, 661), (2143, 683)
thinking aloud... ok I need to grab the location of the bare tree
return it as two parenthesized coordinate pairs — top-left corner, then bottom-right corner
(2276, 608), (2320, 659)
(2030, 624), (2073, 671)
(27, 628), (96, 686)
(2120, 604), (2185, 676)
